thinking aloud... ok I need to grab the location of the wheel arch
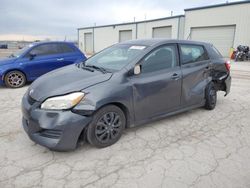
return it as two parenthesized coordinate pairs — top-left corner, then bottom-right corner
(77, 101), (131, 147)
(3, 69), (27, 81)
(92, 101), (131, 128)
(107, 102), (131, 128)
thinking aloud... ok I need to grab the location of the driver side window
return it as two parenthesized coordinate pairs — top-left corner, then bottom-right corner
(142, 45), (177, 73)
(27, 44), (60, 57)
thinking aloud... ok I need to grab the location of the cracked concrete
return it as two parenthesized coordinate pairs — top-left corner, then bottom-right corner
(0, 62), (250, 188)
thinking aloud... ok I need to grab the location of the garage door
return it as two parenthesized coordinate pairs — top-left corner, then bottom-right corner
(152, 26), (172, 39)
(119, 30), (132, 42)
(84, 32), (93, 54)
(191, 26), (235, 57)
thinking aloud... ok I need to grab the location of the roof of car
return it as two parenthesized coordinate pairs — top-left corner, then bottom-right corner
(119, 39), (210, 46)
(32, 41), (74, 46)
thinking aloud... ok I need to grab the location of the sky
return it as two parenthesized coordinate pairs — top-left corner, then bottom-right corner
(0, 0), (243, 41)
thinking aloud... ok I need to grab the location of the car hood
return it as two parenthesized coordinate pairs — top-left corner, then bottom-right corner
(0, 57), (16, 66)
(29, 65), (113, 101)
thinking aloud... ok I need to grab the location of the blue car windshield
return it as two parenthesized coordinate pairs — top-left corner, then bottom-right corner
(85, 44), (147, 71)
(11, 44), (33, 58)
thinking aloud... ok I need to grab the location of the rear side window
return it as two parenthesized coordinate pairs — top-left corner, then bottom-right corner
(211, 45), (223, 58)
(59, 44), (75, 53)
(180, 44), (209, 64)
(142, 45), (177, 73)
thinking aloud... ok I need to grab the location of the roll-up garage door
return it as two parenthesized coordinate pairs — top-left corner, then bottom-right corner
(191, 25), (235, 57)
(119, 30), (132, 42)
(84, 32), (93, 54)
(152, 26), (172, 39)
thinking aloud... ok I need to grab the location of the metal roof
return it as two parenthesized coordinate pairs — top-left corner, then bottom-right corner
(185, 0), (250, 11)
(78, 1), (250, 31)
(78, 15), (184, 30)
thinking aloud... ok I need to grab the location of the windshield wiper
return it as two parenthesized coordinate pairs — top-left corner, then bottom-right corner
(75, 63), (94, 72)
(76, 62), (110, 73)
(85, 65), (109, 74)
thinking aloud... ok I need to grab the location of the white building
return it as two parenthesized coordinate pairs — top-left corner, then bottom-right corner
(78, 1), (250, 57)
(78, 15), (185, 55)
(184, 1), (250, 56)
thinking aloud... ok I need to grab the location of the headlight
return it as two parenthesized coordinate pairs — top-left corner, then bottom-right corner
(41, 92), (84, 110)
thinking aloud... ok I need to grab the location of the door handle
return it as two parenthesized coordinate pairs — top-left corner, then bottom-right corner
(171, 73), (180, 80)
(57, 58), (64, 61)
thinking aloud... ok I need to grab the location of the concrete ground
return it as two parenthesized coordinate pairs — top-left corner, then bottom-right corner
(0, 61), (250, 188)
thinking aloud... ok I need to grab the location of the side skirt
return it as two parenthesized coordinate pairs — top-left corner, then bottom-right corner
(130, 101), (205, 128)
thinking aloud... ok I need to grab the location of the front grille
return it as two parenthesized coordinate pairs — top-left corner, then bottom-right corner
(39, 129), (62, 139)
(27, 95), (36, 105)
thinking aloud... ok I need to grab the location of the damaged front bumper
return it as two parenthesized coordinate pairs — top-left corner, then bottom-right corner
(21, 92), (92, 151)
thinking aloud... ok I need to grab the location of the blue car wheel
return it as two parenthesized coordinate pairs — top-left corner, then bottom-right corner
(5, 70), (26, 88)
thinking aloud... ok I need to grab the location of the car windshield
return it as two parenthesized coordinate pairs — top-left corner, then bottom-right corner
(84, 44), (147, 71)
(10, 44), (33, 58)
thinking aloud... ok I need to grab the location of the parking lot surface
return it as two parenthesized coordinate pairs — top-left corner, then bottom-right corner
(0, 62), (250, 188)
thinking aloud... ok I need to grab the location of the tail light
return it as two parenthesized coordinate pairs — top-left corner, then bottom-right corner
(225, 60), (231, 71)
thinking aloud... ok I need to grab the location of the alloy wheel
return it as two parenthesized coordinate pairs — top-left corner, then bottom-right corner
(6, 71), (25, 88)
(95, 112), (122, 143)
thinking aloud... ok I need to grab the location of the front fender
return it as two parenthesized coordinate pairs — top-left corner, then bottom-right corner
(71, 78), (135, 127)
(72, 96), (131, 116)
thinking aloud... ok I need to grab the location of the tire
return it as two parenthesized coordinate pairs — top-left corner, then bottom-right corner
(243, 54), (247, 61)
(87, 105), (126, 148)
(204, 82), (217, 110)
(4, 70), (26, 88)
(235, 56), (239, 62)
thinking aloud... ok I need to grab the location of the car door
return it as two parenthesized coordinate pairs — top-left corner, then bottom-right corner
(19, 43), (66, 79)
(130, 44), (182, 122)
(55, 43), (81, 66)
(179, 43), (211, 107)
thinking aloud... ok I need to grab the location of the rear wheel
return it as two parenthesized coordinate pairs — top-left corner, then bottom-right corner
(204, 82), (217, 110)
(4, 70), (26, 88)
(87, 105), (126, 148)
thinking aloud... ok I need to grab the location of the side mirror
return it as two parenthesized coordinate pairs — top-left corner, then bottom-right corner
(29, 53), (36, 60)
(134, 64), (141, 75)
(128, 64), (141, 76)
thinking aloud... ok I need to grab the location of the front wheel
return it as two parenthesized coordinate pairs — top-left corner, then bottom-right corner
(86, 105), (126, 148)
(204, 82), (217, 110)
(4, 70), (26, 88)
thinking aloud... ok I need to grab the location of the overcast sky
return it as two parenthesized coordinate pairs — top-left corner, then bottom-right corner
(0, 0), (242, 41)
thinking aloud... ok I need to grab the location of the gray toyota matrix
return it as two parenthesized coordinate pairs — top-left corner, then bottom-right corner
(22, 39), (231, 151)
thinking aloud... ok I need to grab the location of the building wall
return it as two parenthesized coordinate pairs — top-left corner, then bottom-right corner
(178, 16), (185, 40)
(78, 28), (93, 53)
(78, 2), (250, 56)
(94, 24), (136, 52)
(136, 17), (183, 39)
(184, 3), (250, 47)
(78, 16), (183, 54)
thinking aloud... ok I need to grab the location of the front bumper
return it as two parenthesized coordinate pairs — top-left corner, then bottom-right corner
(21, 92), (92, 151)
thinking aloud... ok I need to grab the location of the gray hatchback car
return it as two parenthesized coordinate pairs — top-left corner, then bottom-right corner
(22, 39), (231, 151)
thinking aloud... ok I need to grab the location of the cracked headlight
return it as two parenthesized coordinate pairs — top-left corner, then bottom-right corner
(41, 92), (85, 110)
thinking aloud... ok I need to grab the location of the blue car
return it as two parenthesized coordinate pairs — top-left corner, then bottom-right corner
(0, 41), (86, 88)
